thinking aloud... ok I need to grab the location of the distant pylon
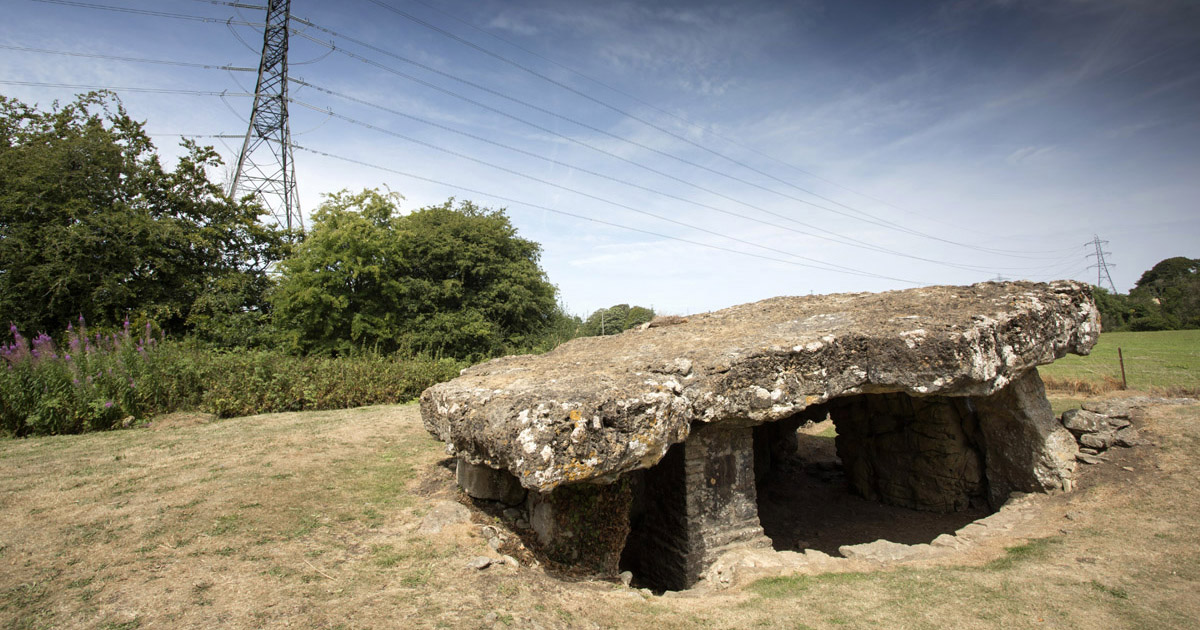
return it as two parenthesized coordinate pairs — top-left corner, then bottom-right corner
(230, 0), (302, 233)
(1086, 235), (1117, 293)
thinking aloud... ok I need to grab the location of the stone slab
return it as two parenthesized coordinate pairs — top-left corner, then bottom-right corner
(421, 281), (1099, 491)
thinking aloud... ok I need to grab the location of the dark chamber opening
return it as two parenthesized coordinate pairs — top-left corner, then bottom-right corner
(618, 393), (999, 591)
(754, 397), (993, 556)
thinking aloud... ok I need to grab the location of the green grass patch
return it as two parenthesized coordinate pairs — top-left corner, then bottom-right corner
(1089, 580), (1130, 599)
(1041, 330), (1200, 394)
(747, 571), (873, 599)
(983, 537), (1060, 571)
(207, 514), (243, 536)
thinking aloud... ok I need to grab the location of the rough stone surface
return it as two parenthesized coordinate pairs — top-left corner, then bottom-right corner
(970, 369), (1079, 506)
(466, 556), (493, 570)
(1079, 431), (1116, 450)
(525, 481), (632, 574)
(839, 539), (926, 563)
(421, 281), (1098, 491)
(830, 394), (984, 512)
(1081, 397), (1195, 418)
(456, 459), (527, 506)
(1114, 427), (1141, 447)
(1061, 409), (1109, 434)
(621, 424), (770, 590)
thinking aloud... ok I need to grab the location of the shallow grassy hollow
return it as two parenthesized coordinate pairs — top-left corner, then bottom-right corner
(1, 399), (1199, 629)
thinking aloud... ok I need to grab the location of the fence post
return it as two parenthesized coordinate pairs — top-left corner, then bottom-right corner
(1118, 347), (1127, 390)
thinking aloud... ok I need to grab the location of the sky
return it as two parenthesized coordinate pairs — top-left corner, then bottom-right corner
(2, 0), (1198, 317)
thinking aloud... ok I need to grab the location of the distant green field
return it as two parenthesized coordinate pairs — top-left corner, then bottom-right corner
(1040, 329), (1200, 394)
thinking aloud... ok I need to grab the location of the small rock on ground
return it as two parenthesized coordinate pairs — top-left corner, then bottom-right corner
(419, 500), (471, 534)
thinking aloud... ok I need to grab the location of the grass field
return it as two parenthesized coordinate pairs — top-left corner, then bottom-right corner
(1040, 329), (1200, 395)
(2, 403), (1199, 629)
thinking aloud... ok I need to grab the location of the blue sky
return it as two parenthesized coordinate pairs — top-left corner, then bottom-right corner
(2, 0), (1198, 317)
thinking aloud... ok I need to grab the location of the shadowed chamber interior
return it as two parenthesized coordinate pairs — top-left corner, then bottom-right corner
(754, 395), (994, 556)
(619, 393), (1001, 591)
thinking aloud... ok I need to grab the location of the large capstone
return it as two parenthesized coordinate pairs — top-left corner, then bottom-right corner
(420, 281), (1099, 586)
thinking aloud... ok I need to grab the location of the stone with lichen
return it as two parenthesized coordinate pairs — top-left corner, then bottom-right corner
(421, 281), (1099, 493)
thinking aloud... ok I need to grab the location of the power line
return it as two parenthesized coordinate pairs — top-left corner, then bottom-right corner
(288, 78), (1077, 274)
(358, 0), (1076, 258)
(2, 37), (1078, 274)
(36, 0), (1075, 264)
(400, 0), (1007, 240)
(33, 0), (261, 26)
(0, 63), (1076, 278)
(0, 79), (252, 97)
(0, 43), (255, 71)
(289, 143), (924, 284)
(286, 97), (921, 284)
(1, 33), (1009, 269)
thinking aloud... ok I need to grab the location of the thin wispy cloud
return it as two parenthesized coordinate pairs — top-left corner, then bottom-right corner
(1, 0), (1197, 315)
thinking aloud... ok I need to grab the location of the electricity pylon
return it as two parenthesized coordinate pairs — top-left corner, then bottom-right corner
(230, 0), (302, 233)
(1086, 235), (1117, 293)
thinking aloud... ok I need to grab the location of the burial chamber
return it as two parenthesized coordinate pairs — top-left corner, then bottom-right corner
(420, 281), (1099, 590)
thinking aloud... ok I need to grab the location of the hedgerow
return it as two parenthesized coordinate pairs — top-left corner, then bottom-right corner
(1, 318), (462, 437)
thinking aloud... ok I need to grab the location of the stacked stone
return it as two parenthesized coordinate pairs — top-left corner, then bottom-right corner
(1063, 396), (1195, 464)
(1060, 408), (1138, 465)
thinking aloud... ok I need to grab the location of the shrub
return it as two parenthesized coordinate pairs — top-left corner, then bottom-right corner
(1, 319), (464, 436)
(0, 318), (161, 435)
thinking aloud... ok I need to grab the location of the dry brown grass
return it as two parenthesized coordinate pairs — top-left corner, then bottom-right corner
(1041, 374), (1127, 396)
(2, 402), (1198, 629)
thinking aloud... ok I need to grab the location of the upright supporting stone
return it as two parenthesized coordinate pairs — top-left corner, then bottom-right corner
(526, 481), (632, 575)
(456, 459), (527, 506)
(623, 423), (768, 590)
(971, 368), (1078, 507)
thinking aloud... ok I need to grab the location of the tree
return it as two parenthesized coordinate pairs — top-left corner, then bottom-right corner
(1128, 257), (1200, 330)
(581, 304), (656, 336)
(270, 189), (561, 359)
(1092, 287), (1132, 332)
(0, 92), (286, 337)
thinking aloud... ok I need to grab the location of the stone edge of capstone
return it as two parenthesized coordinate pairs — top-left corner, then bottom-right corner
(420, 280), (1100, 492)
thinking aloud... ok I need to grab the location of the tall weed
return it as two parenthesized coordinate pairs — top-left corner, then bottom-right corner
(1, 320), (463, 436)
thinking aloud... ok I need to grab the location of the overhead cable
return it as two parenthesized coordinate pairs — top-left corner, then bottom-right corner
(37, 0), (1073, 262)
(287, 97), (923, 284)
(359, 0), (1075, 258)
(290, 143), (926, 284)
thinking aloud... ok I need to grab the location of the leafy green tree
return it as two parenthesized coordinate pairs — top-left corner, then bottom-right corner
(1092, 287), (1132, 332)
(1128, 256), (1200, 330)
(0, 92), (285, 337)
(270, 189), (560, 359)
(581, 304), (656, 336)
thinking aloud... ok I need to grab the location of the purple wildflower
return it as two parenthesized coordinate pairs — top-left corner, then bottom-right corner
(104, 401), (114, 409)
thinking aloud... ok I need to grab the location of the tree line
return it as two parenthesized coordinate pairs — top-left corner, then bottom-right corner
(1, 92), (658, 361)
(1093, 257), (1200, 332)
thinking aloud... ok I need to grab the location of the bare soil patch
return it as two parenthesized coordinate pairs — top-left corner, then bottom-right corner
(1, 397), (1198, 629)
